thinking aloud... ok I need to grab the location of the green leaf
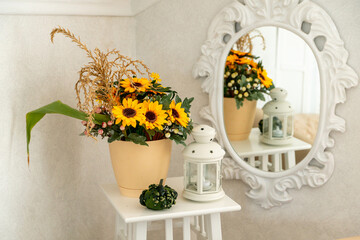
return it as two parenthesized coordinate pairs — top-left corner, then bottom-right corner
(181, 97), (194, 112)
(175, 95), (181, 104)
(127, 133), (148, 146)
(257, 92), (266, 101)
(26, 100), (109, 164)
(160, 94), (172, 110)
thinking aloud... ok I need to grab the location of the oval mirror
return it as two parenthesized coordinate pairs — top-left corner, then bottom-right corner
(223, 26), (320, 173)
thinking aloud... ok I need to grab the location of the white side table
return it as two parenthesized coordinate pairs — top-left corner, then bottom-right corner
(230, 128), (311, 172)
(101, 177), (241, 240)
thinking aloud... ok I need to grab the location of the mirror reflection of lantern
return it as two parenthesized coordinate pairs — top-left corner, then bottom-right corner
(182, 125), (226, 202)
(260, 88), (294, 145)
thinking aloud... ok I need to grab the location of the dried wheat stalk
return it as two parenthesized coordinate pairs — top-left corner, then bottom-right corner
(50, 26), (151, 138)
(236, 29), (266, 53)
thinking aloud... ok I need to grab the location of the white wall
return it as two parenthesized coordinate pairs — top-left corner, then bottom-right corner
(136, 0), (360, 239)
(1, 0), (360, 239)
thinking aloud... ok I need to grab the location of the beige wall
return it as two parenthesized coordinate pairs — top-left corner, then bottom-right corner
(1, 0), (360, 239)
(0, 16), (135, 240)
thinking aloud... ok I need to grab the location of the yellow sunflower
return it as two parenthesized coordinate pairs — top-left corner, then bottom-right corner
(140, 100), (168, 130)
(226, 55), (238, 66)
(112, 98), (144, 128)
(257, 68), (273, 88)
(230, 49), (248, 57)
(150, 72), (162, 83)
(120, 77), (150, 93)
(167, 101), (189, 128)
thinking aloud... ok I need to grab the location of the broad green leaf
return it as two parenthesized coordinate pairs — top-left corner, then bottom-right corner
(126, 133), (148, 146)
(26, 100), (110, 164)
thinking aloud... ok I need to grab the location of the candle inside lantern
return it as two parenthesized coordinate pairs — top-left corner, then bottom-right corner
(272, 126), (283, 138)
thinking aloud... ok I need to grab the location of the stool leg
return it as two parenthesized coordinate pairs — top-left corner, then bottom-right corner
(249, 156), (255, 167)
(134, 221), (147, 240)
(260, 154), (269, 171)
(204, 213), (222, 240)
(285, 151), (296, 170)
(183, 217), (191, 240)
(271, 153), (281, 172)
(165, 219), (173, 240)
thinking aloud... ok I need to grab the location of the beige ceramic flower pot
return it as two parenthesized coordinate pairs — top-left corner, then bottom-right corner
(223, 98), (257, 141)
(109, 139), (172, 198)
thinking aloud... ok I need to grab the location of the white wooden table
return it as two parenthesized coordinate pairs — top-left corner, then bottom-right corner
(101, 177), (241, 240)
(230, 128), (311, 172)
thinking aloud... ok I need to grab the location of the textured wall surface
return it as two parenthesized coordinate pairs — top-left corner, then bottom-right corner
(1, 0), (360, 239)
(0, 16), (136, 240)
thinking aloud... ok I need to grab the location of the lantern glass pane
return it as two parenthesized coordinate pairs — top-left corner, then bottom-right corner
(203, 163), (217, 192)
(185, 161), (197, 192)
(272, 115), (285, 138)
(287, 115), (293, 137)
(263, 113), (270, 137)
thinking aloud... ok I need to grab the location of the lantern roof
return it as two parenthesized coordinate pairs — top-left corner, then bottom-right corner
(183, 124), (225, 160)
(262, 88), (294, 114)
(182, 141), (225, 160)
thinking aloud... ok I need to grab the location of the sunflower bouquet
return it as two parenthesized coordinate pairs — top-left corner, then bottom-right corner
(224, 49), (274, 108)
(26, 27), (193, 163)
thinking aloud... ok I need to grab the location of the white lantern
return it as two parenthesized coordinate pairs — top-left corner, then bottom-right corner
(261, 88), (294, 145)
(182, 125), (226, 202)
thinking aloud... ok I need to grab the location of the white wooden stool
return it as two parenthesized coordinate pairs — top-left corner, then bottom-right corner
(230, 128), (311, 172)
(101, 177), (241, 240)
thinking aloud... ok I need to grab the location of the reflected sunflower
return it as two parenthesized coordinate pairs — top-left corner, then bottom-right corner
(257, 68), (273, 88)
(112, 98), (144, 128)
(120, 77), (150, 93)
(230, 49), (248, 57)
(140, 100), (167, 130)
(167, 101), (189, 128)
(150, 72), (162, 83)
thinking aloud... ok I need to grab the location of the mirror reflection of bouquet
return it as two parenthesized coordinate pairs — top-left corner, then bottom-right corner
(224, 49), (274, 109)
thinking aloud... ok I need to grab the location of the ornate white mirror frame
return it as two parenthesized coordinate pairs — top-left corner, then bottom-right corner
(193, 0), (358, 209)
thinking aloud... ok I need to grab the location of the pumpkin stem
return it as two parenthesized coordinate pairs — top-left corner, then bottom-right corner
(159, 179), (164, 186)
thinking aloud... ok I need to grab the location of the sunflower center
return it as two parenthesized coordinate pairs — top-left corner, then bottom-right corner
(259, 73), (265, 80)
(145, 111), (157, 123)
(123, 108), (136, 118)
(172, 109), (180, 118)
(132, 82), (143, 88)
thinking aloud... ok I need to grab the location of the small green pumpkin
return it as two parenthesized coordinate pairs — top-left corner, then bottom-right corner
(139, 179), (178, 210)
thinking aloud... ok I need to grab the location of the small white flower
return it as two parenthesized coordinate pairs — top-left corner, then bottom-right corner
(238, 93), (243, 98)
(255, 78), (259, 83)
(237, 80), (241, 84)
(247, 84), (251, 89)
(165, 132), (171, 138)
(244, 92), (249, 97)
(226, 71), (230, 76)
(253, 83), (258, 87)
(167, 120), (172, 126)
(242, 87), (246, 91)
(230, 80), (235, 84)
(227, 83), (232, 87)
(174, 129), (179, 134)
(261, 84), (264, 88)
(231, 72), (238, 78)
(234, 90), (239, 94)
